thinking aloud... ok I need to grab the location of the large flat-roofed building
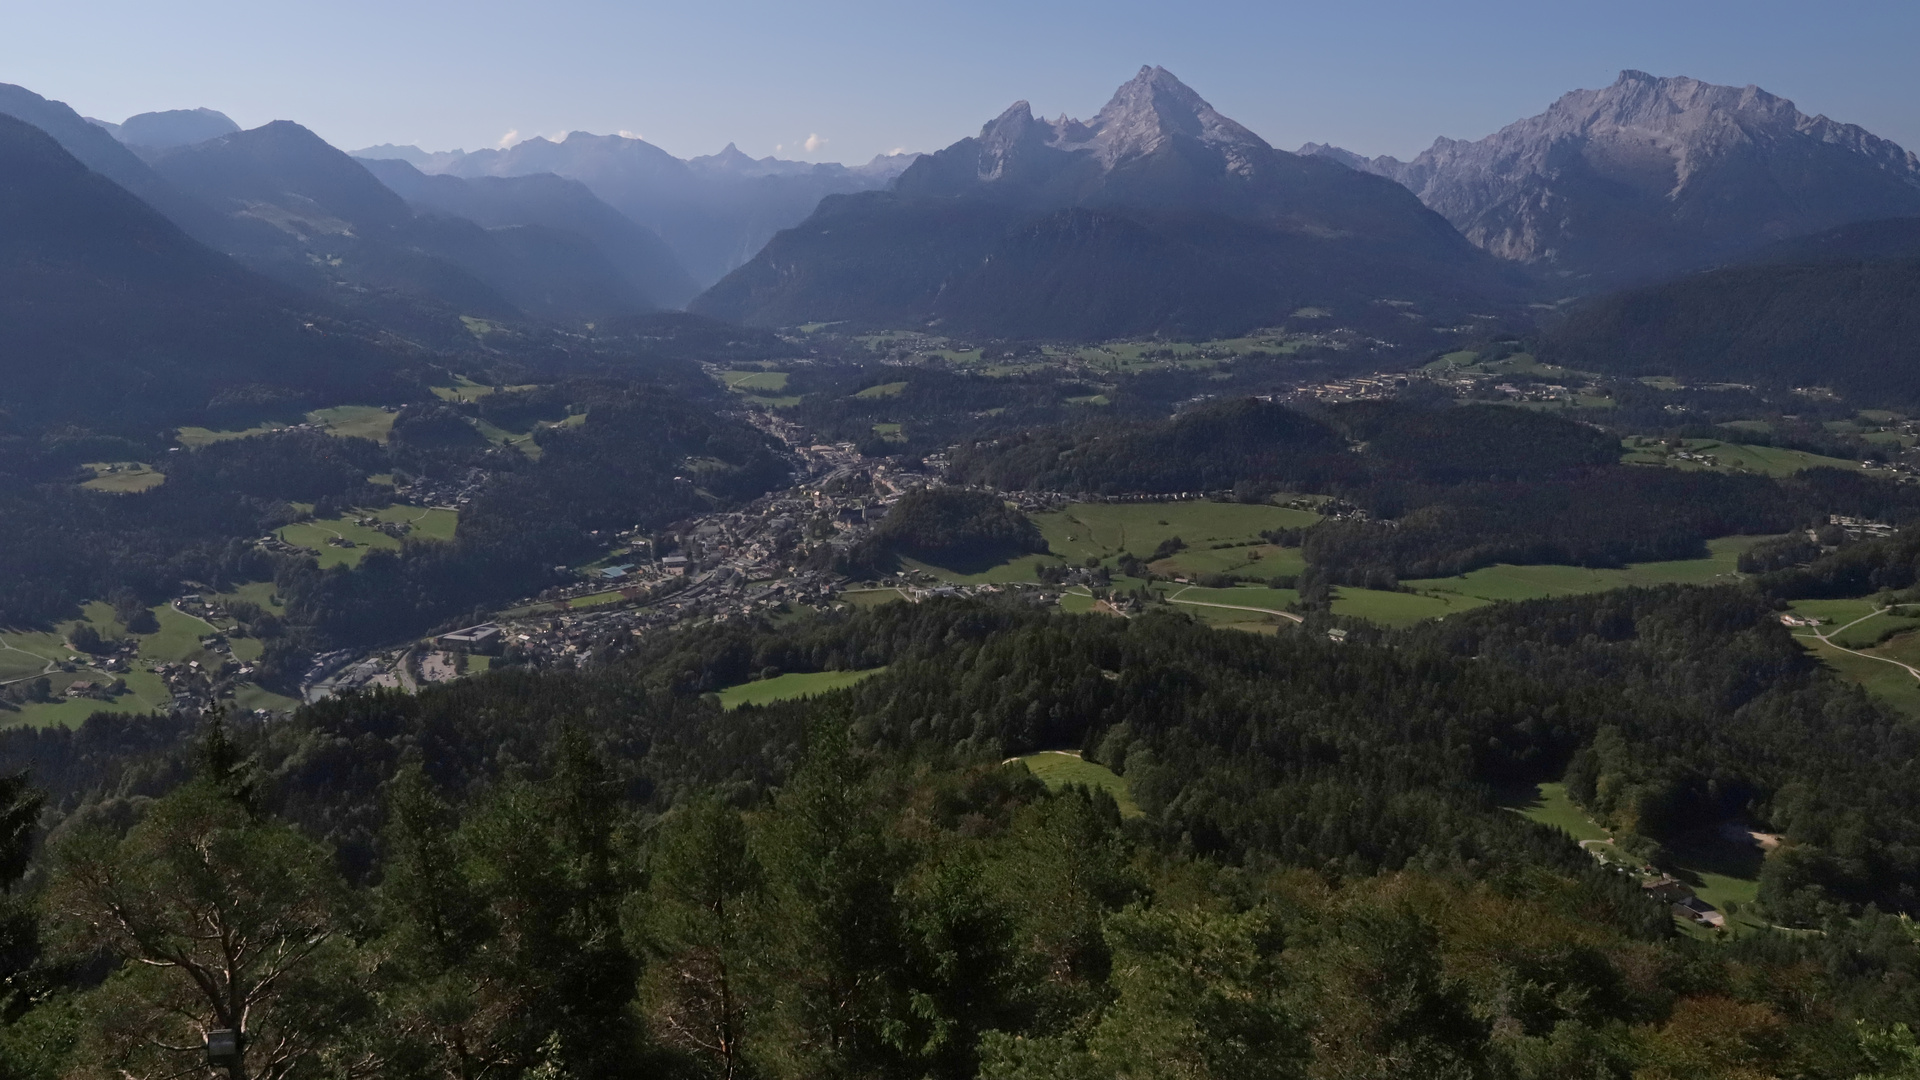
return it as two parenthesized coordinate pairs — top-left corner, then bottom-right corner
(439, 624), (503, 650)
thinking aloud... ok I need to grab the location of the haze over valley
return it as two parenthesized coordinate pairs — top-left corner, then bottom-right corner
(6, 19), (1920, 1079)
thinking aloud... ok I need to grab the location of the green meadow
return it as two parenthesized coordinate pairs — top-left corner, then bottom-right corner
(1015, 751), (1142, 818)
(715, 667), (885, 710)
(1621, 438), (1863, 478)
(1331, 588), (1483, 627)
(1149, 543), (1306, 581)
(277, 505), (459, 568)
(1035, 501), (1320, 564)
(1401, 536), (1766, 605)
(722, 370), (790, 393)
(1, 596), (292, 727)
(81, 462), (165, 493)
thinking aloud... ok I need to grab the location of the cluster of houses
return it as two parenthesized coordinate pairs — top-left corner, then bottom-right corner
(1643, 875), (1727, 929)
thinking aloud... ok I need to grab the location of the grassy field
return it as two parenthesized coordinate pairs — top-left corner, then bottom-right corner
(1035, 502), (1320, 564)
(854, 381), (907, 399)
(1162, 583), (1300, 612)
(309, 405), (397, 443)
(1015, 752), (1142, 818)
(430, 375), (536, 403)
(1505, 782), (1610, 844)
(0, 594), (299, 727)
(722, 370), (790, 393)
(473, 411), (586, 459)
(208, 581), (284, 613)
(81, 462), (165, 493)
(1785, 599), (1920, 647)
(277, 505), (459, 568)
(175, 421), (287, 447)
(1621, 438), (1863, 477)
(1331, 588), (1483, 626)
(1159, 584), (1300, 633)
(841, 587), (910, 608)
(1402, 536), (1767, 605)
(715, 667), (884, 710)
(1506, 782), (1765, 932)
(178, 405), (399, 448)
(1795, 631), (1920, 716)
(1150, 543), (1306, 581)
(881, 502), (1319, 588)
(568, 590), (628, 610)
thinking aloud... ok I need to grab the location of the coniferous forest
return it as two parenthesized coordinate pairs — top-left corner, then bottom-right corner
(7, 583), (1920, 1079)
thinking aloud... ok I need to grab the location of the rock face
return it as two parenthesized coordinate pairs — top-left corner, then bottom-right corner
(357, 136), (919, 286)
(1303, 71), (1920, 286)
(695, 66), (1517, 339)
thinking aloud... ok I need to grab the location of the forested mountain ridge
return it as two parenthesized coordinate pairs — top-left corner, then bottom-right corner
(0, 81), (231, 248)
(1305, 70), (1920, 287)
(0, 112), (411, 433)
(693, 67), (1522, 339)
(1539, 253), (1920, 404)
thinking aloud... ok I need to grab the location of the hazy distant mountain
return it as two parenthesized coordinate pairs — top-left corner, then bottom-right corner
(90, 107), (240, 148)
(146, 121), (662, 322)
(355, 135), (918, 285)
(0, 82), (228, 246)
(1303, 71), (1920, 286)
(694, 66), (1516, 339)
(360, 157), (698, 307)
(0, 112), (404, 430)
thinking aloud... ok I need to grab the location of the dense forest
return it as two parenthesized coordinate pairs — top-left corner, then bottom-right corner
(1540, 255), (1920, 407)
(6, 588), (1920, 1078)
(852, 488), (1048, 574)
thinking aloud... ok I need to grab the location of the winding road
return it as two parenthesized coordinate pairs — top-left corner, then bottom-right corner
(1164, 584), (1305, 624)
(1795, 605), (1920, 683)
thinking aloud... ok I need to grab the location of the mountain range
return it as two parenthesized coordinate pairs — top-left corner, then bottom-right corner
(693, 66), (1520, 339)
(1304, 70), (1920, 287)
(0, 111), (405, 432)
(355, 136), (918, 287)
(139, 120), (672, 325)
(358, 157), (700, 308)
(5, 67), (1919, 361)
(88, 107), (240, 148)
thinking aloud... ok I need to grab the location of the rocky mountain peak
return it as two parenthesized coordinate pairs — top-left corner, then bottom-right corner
(1056, 66), (1270, 168)
(1303, 70), (1920, 284)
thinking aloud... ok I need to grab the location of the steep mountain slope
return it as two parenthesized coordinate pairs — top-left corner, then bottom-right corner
(360, 157), (698, 307)
(93, 107), (240, 148)
(1304, 71), (1920, 286)
(1540, 250), (1920, 404)
(694, 66), (1518, 339)
(357, 135), (917, 285)
(0, 82), (228, 246)
(0, 113), (406, 431)
(146, 121), (659, 322)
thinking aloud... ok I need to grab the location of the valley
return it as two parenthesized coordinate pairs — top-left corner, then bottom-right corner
(4, 43), (1920, 1080)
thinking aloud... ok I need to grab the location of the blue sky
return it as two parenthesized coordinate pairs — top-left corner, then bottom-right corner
(7, 0), (1917, 163)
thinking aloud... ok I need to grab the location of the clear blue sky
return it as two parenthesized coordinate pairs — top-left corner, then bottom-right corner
(7, 0), (1917, 163)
